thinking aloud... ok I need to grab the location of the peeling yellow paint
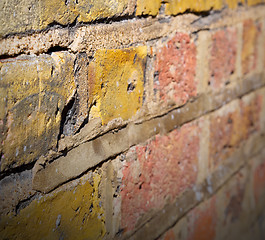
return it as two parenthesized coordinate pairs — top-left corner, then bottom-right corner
(0, 173), (105, 240)
(88, 46), (147, 125)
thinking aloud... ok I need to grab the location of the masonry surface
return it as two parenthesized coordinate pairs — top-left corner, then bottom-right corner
(1, 0), (265, 239)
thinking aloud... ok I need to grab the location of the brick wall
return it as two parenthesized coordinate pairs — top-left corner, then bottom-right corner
(0, 1), (265, 239)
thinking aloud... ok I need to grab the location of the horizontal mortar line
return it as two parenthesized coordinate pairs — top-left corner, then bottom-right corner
(127, 133), (265, 240)
(1, 5), (265, 58)
(58, 72), (265, 157)
(32, 72), (265, 193)
(58, 72), (265, 154)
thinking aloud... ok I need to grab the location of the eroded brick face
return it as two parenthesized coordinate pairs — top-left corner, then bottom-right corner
(209, 28), (237, 89)
(121, 122), (200, 231)
(155, 33), (197, 106)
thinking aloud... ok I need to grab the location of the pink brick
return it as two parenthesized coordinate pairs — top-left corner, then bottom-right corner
(155, 33), (197, 106)
(209, 28), (237, 89)
(121, 122), (200, 231)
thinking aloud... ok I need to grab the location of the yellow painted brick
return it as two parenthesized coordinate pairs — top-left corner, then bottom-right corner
(136, 0), (161, 16)
(0, 52), (76, 171)
(247, 0), (265, 6)
(0, 173), (105, 240)
(225, 0), (244, 9)
(165, 0), (223, 15)
(88, 46), (147, 125)
(0, 0), (131, 37)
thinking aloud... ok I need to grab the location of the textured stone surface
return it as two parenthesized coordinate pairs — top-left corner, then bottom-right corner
(88, 46), (147, 124)
(121, 121), (200, 231)
(0, 52), (76, 171)
(155, 32), (197, 106)
(0, 173), (105, 240)
(209, 28), (237, 89)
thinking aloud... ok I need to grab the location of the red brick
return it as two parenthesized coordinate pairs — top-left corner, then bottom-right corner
(155, 33), (197, 106)
(187, 197), (217, 240)
(253, 159), (265, 204)
(209, 104), (242, 168)
(209, 28), (237, 89)
(209, 95), (262, 168)
(242, 19), (261, 75)
(121, 122), (200, 231)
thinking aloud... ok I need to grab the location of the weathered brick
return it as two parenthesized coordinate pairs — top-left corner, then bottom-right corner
(88, 46), (147, 125)
(155, 33), (197, 106)
(121, 121), (200, 231)
(242, 19), (261, 75)
(186, 197), (217, 240)
(165, 0), (223, 15)
(0, 52), (76, 171)
(0, 173), (105, 240)
(136, 0), (161, 16)
(209, 101), (242, 168)
(0, 0), (134, 37)
(209, 94), (262, 169)
(209, 28), (237, 89)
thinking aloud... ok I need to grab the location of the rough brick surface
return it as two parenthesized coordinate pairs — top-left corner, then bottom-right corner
(121, 122), (200, 231)
(1, 1), (265, 240)
(209, 28), (237, 89)
(88, 47), (147, 124)
(0, 53), (76, 171)
(0, 0), (134, 37)
(0, 173), (105, 240)
(155, 33), (197, 106)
